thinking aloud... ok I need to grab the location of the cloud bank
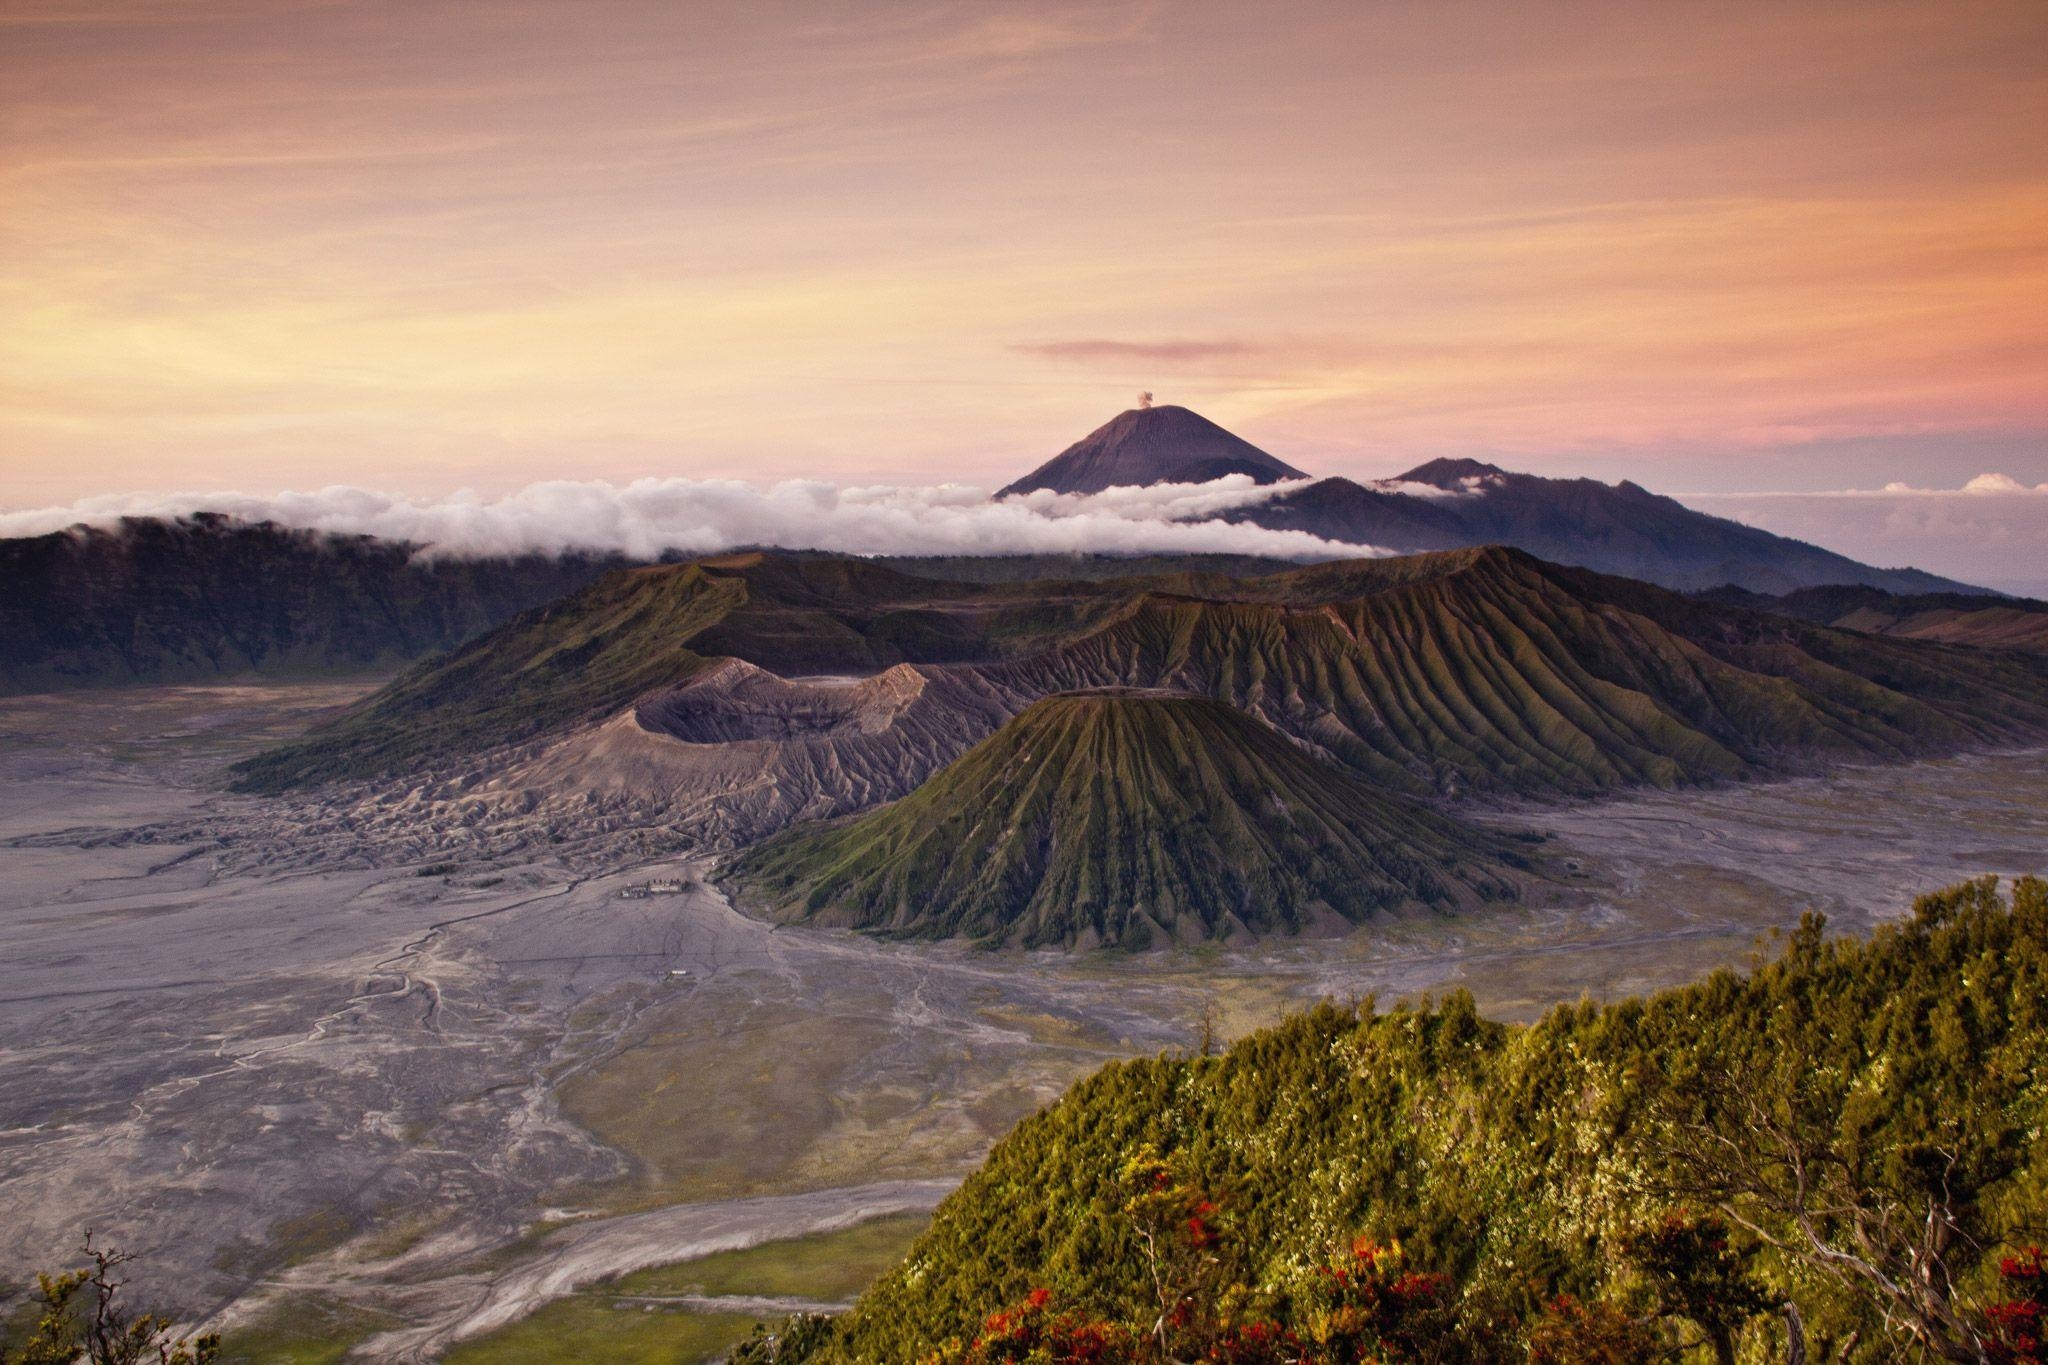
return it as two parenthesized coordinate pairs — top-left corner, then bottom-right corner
(0, 475), (1377, 563)
(1690, 473), (2048, 597)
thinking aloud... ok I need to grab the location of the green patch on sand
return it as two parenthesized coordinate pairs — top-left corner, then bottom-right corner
(612, 1210), (926, 1302)
(441, 1213), (926, 1365)
(216, 1298), (401, 1365)
(443, 1302), (756, 1365)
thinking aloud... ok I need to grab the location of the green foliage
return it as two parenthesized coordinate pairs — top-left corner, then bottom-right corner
(4, 1238), (217, 1365)
(1621, 1213), (1768, 1364)
(776, 877), (2048, 1362)
(728, 690), (1520, 947)
(729, 1314), (839, 1364)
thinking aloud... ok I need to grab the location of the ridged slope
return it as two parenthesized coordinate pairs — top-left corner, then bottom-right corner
(727, 690), (1520, 948)
(239, 548), (2048, 815)
(232, 563), (742, 791)
(973, 547), (2048, 799)
(229, 552), (1164, 790)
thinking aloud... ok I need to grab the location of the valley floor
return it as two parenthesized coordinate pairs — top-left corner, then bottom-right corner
(1, 682), (2043, 1362)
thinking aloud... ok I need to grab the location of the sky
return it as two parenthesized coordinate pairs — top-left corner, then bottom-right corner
(2, 0), (2044, 581)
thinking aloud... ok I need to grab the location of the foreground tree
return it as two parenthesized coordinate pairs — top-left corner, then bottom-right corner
(5, 1236), (217, 1365)
(1653, 880), (2048, 1362)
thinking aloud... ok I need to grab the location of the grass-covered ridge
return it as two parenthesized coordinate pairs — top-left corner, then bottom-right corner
(235, 546), (2048, 799)
(763, 877), (2048, 1362)
(725, 689), (1523, 948)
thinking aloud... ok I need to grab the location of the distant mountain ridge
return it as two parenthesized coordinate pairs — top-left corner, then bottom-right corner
(1233, 456), (1978, 595)
(1000, 405), (1985, 596)
(998, 404), (1306, 496)
(1703, 583), (2048, 653)
(0, 516), (628, 695)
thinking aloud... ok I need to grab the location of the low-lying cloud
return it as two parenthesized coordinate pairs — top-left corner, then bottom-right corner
(0, 475), (1376, 563)
(1368, 474), (1502, 500)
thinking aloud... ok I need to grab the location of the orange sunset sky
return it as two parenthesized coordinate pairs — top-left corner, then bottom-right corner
(2, 0), (2044, 507)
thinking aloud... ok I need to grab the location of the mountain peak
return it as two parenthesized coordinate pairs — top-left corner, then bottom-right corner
(1393, 457), (1509, 487)
(998, 405), (1307, 497)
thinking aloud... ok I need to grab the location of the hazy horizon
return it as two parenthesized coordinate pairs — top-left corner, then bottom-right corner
(6, 439), (2046, 596)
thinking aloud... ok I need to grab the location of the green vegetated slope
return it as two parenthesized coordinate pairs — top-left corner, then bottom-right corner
(860, 551), (1306, 584)
(727, 690), (1523, 948)
(781, 877), (2048, 1362)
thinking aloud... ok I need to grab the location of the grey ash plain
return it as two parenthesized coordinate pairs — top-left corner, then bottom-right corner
(1, 681), (2044, 1359)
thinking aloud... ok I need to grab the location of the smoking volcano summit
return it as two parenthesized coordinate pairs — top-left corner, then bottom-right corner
(997, 402), (1309, 497)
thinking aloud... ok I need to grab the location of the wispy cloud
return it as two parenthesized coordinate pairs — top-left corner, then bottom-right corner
(1709, 473), (2048, 498)
(1012, 338), (1259, 364)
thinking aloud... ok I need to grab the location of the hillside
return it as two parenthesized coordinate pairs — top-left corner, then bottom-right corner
(238, 549), (2048, 833)
(998, 405), (1306, 496)
(1707, 583), (2048, 653)
(0, 516), (629, 695)
(768, 876), (2048, 1362)
(726, 690), (1522, 948)
(229, 561), (741, 792)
